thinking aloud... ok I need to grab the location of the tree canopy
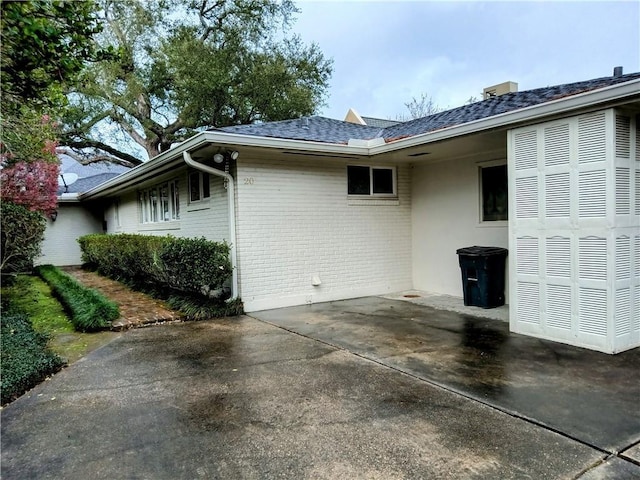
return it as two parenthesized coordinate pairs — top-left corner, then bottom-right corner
(61, 0), (333, 166)
(0, 0), (108, 111)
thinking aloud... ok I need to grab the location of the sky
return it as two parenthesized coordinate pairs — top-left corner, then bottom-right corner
(289, 1), (640, 121)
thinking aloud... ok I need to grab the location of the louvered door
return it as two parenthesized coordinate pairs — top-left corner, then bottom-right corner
(508, 108), (639, 353)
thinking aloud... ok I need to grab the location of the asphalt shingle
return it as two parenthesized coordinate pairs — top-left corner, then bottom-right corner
(215, 72), (640, 145)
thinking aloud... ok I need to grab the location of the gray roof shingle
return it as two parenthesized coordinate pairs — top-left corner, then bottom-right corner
(215, 72), (640, 144)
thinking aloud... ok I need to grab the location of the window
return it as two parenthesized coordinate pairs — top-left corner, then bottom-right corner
(348, 166), (396, 196)
(480, 164), (508, 221)
(189, 171), (210, 202)
(139, 180), (179, 224)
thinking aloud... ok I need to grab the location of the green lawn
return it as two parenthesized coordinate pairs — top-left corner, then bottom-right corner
(2, 275), (120, 364)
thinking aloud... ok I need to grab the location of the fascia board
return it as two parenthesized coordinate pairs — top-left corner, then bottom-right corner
(370, 78), (640, 155)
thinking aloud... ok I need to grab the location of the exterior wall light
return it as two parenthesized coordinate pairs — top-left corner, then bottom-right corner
(213, 153), (224, 164)
(50, 210), (58, 221)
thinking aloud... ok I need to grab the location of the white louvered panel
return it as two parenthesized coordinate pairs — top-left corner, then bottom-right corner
(634, 287), (640, 333)
(544, 123), (570, 166)
(615, 167), (630, 215)
(635, 235), (640, 278)
(578, 170), (607, 217)
(578, 287), (607, 336)
(516, 237), (539, 275)
(517, 282), (540, 324)
(615, 288), (631, 336)
(579, 236), (607, 281)
(578, 112), (607, 164)
(515, 176), (538, 218)
(616, 236), (631, 281)
(546, 236), (571, 278)
(635, 169), (640, 215)
(545, 173), (570, 217)
(514, 130), (538, 170)
(615, 115), (631, 158)
(546, 284), (572, 330)
(636, 117), (640, 161)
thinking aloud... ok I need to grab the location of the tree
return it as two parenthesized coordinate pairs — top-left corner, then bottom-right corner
(396, 93), (442, 121)
(0, 0), (105, 272)
(61, 0), (333, 166)
(0, 0), (109, 111)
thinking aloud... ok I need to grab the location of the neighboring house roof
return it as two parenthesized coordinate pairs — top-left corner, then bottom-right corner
(57, 172), (123, 195)
(58, 155), (131, 195)
(215, 72), (640, 145)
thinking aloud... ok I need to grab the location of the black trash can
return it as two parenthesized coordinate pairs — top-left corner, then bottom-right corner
(456, 246), (508, 308)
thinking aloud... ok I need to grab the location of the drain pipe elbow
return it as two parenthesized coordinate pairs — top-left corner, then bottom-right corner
(183, 151), (238, 301)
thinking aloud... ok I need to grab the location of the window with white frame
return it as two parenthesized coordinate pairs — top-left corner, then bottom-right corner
(480, 163), (508, 221)
(189, 171), (210, 203)
(139, 180), (180, 223)
(347, 165), (396, 196)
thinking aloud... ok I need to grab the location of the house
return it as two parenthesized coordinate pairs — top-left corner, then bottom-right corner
(45, 69), (640, 353)
(38, 157), (130, 266)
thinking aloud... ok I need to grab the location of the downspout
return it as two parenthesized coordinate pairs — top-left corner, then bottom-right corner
(183, 151), (238, 301)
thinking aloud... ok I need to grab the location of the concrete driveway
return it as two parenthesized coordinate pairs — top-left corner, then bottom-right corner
(2, 297), (639, 479)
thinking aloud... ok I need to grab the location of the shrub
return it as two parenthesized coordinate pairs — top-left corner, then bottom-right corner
(166, 294), (243, 321)
(79, 234), (232, 296)
(36, 265), (119, 332)
(0, 202), (47, 273)
(1, 313), (66, 405)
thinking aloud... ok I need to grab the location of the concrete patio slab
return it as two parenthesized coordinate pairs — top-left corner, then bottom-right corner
(0, 316), (620, 480)
(251, 296), (640, 455)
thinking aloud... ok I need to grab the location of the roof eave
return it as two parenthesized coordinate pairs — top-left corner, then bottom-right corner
(80, 131), (371, 200)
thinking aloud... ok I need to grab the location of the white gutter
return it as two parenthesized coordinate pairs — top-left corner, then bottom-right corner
(183, 151), (238, 302)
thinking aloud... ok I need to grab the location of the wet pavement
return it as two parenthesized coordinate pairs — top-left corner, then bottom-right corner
(2, 297), (639, 479)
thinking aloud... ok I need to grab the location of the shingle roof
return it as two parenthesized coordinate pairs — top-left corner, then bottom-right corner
(382, 72), (640, 141)
(216, 116), (381, 144)
(58, 172), (122, 195)
(215, 72), (640, 144)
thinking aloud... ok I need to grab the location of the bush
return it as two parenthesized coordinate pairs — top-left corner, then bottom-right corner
(166, 294), (244, 321)
(1, 313), (66, 405)
(79, 234), (232, 296)
(0, 202), (47, 273)
(35, 265), (119, 332)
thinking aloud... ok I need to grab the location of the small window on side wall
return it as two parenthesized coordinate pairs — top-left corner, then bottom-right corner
(348, 166), (396, 196)
(480, 164), (508, 221)
(189, 171), (210, 203)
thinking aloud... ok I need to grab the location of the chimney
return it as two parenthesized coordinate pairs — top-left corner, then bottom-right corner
(483, 81), (518, 100)
(613, 66), (623, 77)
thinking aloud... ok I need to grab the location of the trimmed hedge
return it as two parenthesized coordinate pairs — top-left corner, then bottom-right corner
(1, 313), (66, 405)
(78, 234), (232, 297)
(36, 265), (119, 332)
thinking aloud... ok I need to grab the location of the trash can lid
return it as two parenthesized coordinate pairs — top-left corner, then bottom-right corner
(456, 246), (508, 256)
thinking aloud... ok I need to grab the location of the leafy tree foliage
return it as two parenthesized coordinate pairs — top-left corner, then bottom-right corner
(0, 0), (108, 110)
(0, 203), (48, 273)
(61, 0), (333, 166)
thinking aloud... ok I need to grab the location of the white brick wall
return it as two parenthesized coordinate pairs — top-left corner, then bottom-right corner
(235, 155), (413, 311)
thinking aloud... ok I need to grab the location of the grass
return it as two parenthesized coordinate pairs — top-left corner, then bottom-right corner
(36, 265), (120, 332)
(1, 275), (120, 365)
